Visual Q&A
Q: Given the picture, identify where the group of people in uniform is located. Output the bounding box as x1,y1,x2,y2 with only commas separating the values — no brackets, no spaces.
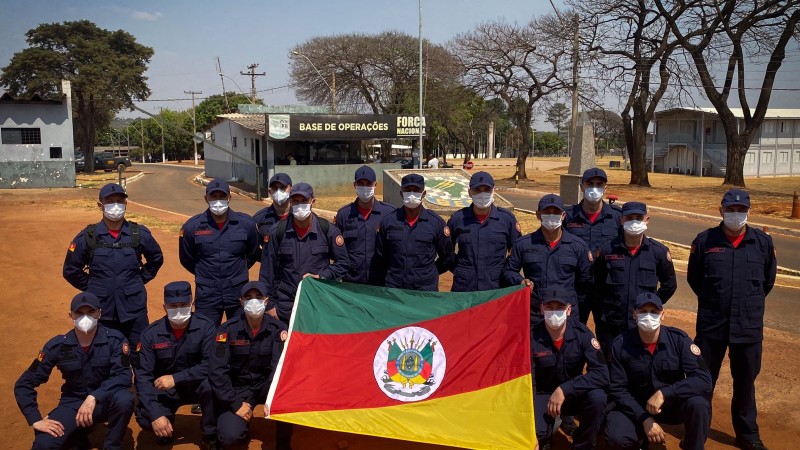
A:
14,165,776,450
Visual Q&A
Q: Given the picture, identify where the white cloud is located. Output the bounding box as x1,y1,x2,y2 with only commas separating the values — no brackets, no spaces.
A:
131,10,162,21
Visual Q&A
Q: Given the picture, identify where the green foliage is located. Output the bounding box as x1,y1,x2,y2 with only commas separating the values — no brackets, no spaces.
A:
533,131,564,155
545,103,570,137
0,20,153,171
195,92,261,134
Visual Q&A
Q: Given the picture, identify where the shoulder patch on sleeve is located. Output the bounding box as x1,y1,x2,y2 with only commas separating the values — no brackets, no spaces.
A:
690,344,701,356
666,250,672,262
690,243,696,254
588,250,594,262
263,234,270,243
68,242,76,252
591,338,601,350
216,332,228,343
335,235,344,247
443,225,451,237
515,222,521,233
179,228,184,237
136,342,141,352
774,248,777,257
37,350,45,362
122,343,129,355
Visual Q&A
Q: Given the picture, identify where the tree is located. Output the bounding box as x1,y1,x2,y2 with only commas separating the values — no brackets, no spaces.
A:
654,0,800,187
587,109,623,154
1,20,153,172
534,131,566,155
546,102,571,140
451,15,572,179
195,92,261,135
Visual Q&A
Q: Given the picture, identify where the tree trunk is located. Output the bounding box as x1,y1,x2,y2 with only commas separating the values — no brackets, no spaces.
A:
722,133,752,187
624,113,651,187
77,96,97,173
515,125,531,179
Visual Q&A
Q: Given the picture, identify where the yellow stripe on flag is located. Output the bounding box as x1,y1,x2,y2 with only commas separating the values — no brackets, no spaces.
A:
270,375,536,450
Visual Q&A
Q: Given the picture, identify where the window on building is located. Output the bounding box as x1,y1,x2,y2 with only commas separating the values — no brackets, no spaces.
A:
762,122,773,134
244,137,248,147
746,153,756,164
1,127,42,144
779,152,789,163
233,137,237,148
49,147,62,159
251,147,255,160
780,121,785,133
762,152,773,164
795,151,800,163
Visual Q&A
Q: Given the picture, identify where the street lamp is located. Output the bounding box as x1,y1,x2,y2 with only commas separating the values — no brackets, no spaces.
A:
292,51,336,113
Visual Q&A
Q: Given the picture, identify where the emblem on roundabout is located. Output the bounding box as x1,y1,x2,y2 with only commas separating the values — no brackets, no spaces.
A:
373,326,447,402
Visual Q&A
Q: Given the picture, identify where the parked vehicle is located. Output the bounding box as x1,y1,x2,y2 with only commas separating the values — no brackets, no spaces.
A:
74,152,86,173
94,152,132,172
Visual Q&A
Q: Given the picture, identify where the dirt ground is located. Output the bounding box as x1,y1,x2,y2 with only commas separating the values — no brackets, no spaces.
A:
0,187,798,450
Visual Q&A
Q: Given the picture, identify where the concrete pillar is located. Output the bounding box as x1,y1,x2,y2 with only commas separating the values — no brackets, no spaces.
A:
560,112,597,205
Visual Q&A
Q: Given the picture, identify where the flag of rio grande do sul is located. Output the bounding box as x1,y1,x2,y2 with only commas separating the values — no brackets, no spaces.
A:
266,278,535,449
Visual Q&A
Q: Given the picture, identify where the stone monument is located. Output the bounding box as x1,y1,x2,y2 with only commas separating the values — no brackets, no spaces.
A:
559,112,597,205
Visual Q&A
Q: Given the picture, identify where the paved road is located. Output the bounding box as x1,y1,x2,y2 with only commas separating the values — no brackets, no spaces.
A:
501,191,800,271
125,164,799,335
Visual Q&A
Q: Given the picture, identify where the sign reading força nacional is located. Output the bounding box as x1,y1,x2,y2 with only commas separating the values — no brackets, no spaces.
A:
266,114,426,140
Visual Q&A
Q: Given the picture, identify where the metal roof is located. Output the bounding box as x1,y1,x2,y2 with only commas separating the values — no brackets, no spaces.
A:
216,113,266,136
659,107,800,119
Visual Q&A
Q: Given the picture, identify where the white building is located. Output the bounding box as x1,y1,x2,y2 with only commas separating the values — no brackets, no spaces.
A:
0,80,75,188
650,107,800,177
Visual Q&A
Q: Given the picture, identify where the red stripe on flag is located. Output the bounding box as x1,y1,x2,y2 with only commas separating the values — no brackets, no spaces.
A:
271,288,530,414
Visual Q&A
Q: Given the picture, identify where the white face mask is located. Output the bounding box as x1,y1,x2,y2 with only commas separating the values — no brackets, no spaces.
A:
166,306,191,326
402,191,423,208
623,220,648,236
209,199,229,216
271,188,290,206
540,214,563,231
723,212,748,231
636,312,661,332
103,203,126,221
583,187,604,203
74,314,98,334
355,186,375,202
544,309,568,329
471,192,494,209
292,203,312,220
243,298,267,319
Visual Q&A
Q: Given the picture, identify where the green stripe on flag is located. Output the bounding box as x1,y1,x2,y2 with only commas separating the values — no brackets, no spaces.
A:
293,279,525,334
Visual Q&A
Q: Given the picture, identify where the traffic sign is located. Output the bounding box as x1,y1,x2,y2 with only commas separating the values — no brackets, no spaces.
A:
464,161,474,170
193,132,204,144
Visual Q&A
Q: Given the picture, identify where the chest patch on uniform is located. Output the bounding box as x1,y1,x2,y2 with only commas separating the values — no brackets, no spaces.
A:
68,242,76,252
690,344,702,356
591,338,601,350
567,223,583,228
152,342,170,350
230,339,249,346
605,254,624,260
534,351,552,357
195,229,214,236
335,235,344,247
706,247,725,253
216,332,228,343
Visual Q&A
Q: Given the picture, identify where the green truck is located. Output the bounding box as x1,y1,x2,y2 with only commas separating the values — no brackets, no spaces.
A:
93,151,132,172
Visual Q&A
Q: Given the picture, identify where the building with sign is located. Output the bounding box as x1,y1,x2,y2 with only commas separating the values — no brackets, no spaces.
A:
203,107,427,193
0,80,75,188
650,107,800,177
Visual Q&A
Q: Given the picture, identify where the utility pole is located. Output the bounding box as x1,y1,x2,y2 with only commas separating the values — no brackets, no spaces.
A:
568,13,579,156
241,64,265,103
185,90,202,166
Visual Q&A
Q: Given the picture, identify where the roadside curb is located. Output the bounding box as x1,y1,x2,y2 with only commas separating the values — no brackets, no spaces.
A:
498,187,800,238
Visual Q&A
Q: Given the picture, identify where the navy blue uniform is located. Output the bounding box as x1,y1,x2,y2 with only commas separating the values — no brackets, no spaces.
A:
198,313,290,447
253,204,288,246
605,327,712,450
179,210,260,324
564,201,622,255
134,315,216,435
335,199,394,284
531,322,608,449
446,205,521,292
594,236,677,347
373,207,455,291
14,326,134,450
259,215,349,322
687,224,776,440
63,220,163,346
501,230,593,322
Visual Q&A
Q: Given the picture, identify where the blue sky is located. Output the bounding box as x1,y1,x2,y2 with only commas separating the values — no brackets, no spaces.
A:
1,0,799,131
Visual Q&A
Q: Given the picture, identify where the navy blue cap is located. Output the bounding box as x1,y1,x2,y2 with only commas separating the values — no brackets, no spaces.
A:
721,189,750,208
163,281,193,305
469,171,495,190
540,287,571,306
99,183,127,200
401,173,425,189
269,173,292,188
70,292,101,312
538,194,565,212
355,165,376,183
634,292,663,310
206,178,230,195
582,168,608,183
622,201,647,216
291,182,314,199
241,281,269,298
